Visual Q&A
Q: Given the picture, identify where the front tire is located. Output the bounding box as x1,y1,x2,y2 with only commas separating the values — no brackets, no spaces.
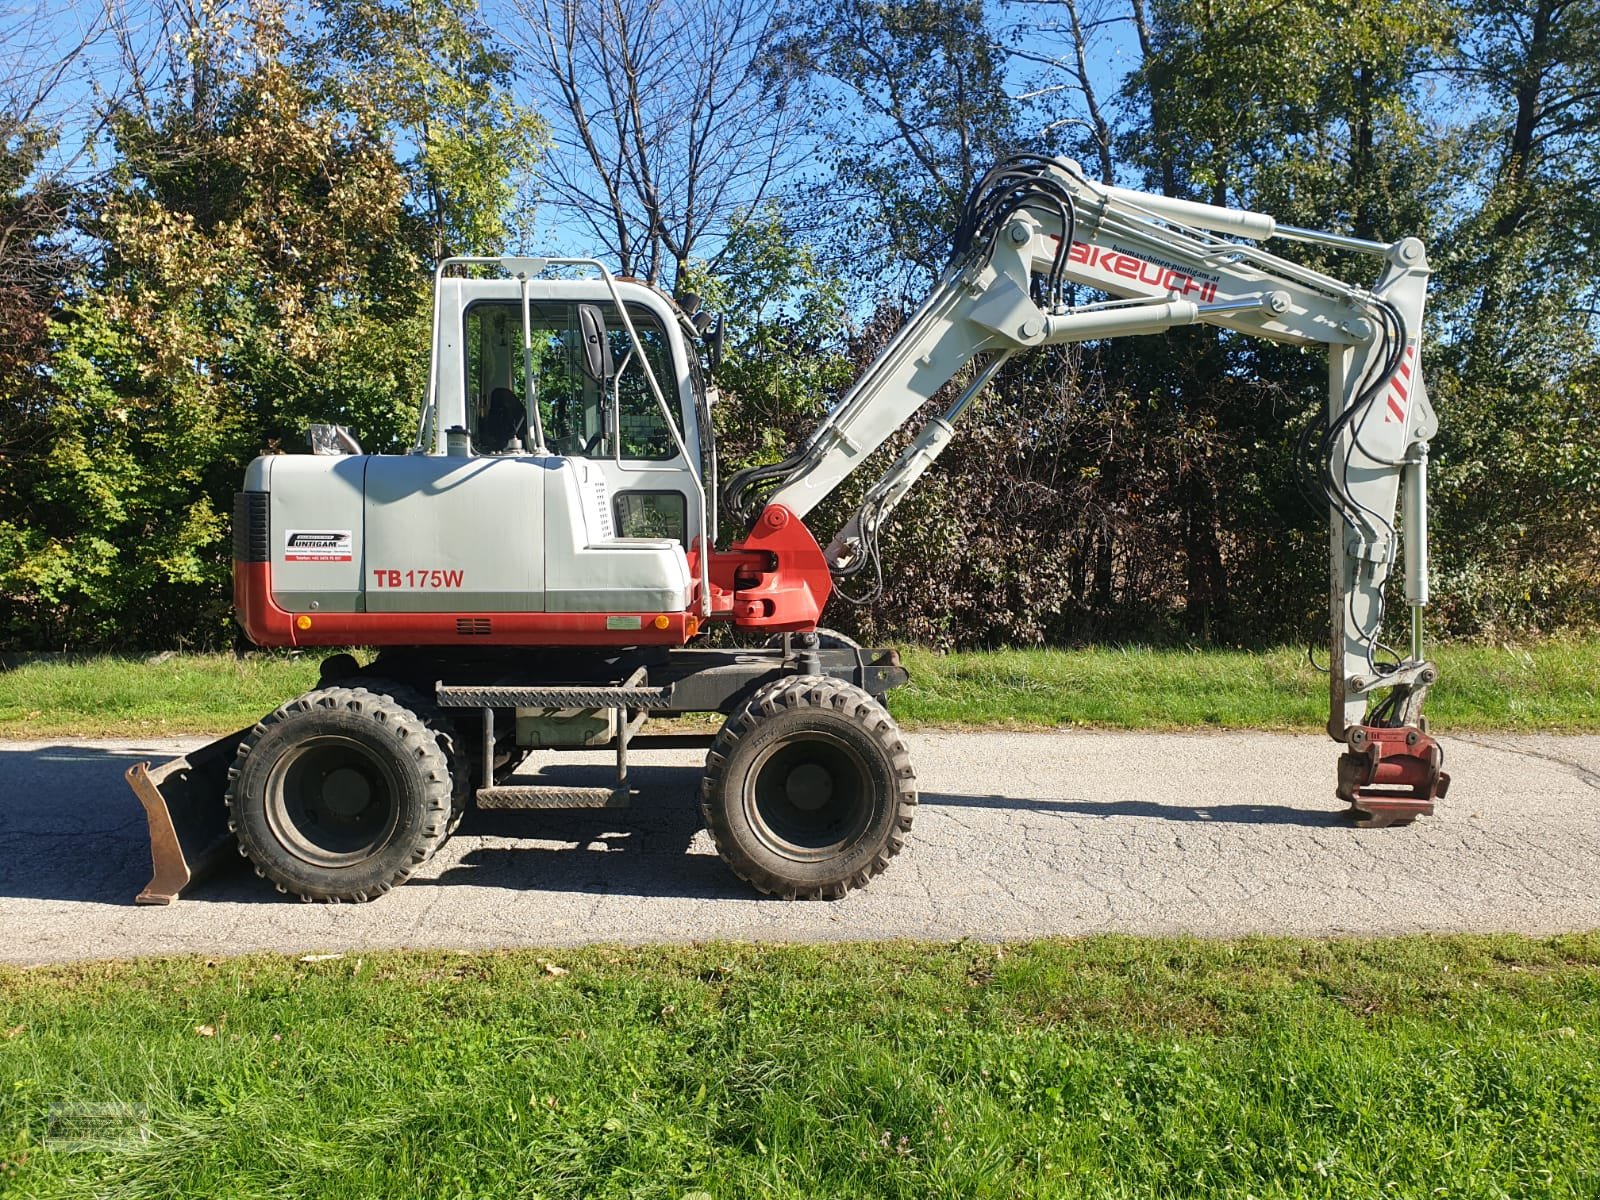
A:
226,687,453,902
701,676,916,899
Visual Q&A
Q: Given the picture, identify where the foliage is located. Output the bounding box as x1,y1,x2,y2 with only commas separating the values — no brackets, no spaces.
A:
0,7,424,648
0,0,1597,650
311,0,547,257
752,0,1600,647
782,0,1027,292
0,117,71,413
515,0,804,291
0,0,538,650
1424,0,1600,633
682,203,854,474
0,118,77,643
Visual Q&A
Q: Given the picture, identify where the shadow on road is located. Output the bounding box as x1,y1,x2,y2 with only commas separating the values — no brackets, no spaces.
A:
0,743,264,904
0,748,750,905
416,761,757,901
0,745,1352,908
921,792,1350,827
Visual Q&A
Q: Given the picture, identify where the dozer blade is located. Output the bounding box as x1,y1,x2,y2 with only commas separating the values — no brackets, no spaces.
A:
127,730,249,905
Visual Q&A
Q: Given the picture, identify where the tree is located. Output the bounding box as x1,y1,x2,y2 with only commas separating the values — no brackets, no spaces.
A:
681,203,854,472
514,0,804,291
1001,0,1122,184
1424,0,1600,633
311,0,546,258
786,0,1025,292
0,3,432,647
1450,0,1600,330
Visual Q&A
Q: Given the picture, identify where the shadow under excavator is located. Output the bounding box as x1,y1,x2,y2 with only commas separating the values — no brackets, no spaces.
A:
919,791,1351,828
415,760,758,901
0,745,748,905
0,743,264,904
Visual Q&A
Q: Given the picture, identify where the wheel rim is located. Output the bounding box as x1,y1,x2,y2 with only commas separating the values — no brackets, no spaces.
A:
743,730,874,861
263,734,402,868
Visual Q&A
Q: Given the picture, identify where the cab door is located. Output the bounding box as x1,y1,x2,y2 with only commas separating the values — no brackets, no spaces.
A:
462,297,703,549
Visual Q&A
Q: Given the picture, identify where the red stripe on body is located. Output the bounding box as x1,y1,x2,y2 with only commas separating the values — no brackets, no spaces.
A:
233,561,694,648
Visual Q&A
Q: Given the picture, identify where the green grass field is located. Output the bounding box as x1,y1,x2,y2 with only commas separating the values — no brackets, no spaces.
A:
0,652,328,739
896,639,1600,732
1,639,1596,738
1,935,1596,1198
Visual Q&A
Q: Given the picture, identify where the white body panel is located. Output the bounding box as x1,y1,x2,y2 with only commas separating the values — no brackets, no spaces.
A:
253,453,690,616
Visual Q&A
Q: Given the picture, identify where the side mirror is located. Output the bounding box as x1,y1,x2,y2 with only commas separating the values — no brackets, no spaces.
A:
577,304,614,383
707,313,726,373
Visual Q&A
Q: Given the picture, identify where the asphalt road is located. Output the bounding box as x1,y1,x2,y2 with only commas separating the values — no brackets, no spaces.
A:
1,730,1597,964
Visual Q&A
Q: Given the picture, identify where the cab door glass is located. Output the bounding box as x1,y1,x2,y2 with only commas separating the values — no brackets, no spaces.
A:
464,301,677,460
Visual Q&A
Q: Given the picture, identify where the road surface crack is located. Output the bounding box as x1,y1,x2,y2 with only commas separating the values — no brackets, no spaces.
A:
1454,735,1600,792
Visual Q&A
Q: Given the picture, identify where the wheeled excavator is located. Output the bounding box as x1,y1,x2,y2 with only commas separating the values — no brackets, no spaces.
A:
128,154,1450,905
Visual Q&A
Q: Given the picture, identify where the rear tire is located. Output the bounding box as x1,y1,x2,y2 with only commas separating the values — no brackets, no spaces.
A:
226,687,452,902
701,675,916,899
353,677,470,836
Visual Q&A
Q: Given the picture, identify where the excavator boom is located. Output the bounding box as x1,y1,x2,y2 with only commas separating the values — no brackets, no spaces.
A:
725,153,1449,825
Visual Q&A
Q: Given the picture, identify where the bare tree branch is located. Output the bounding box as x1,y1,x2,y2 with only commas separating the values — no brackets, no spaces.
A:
513,0,806,290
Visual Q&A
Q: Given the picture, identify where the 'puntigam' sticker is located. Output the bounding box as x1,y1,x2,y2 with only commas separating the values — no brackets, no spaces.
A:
284,530,353,562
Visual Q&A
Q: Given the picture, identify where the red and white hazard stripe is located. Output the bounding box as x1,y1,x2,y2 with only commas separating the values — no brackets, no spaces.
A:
1385,344,1415,424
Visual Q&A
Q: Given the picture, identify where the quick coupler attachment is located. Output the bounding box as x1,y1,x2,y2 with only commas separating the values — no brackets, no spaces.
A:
1336,724,1450,829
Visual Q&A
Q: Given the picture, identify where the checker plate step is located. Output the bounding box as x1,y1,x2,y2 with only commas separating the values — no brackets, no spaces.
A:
436,684,672,709
476,785,631,809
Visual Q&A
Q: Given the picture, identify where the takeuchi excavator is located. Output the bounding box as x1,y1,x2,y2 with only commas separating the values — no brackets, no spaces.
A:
128,154,1450,905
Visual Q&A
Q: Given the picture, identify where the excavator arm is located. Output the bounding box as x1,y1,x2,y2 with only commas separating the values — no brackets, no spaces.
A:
723,154,1448,826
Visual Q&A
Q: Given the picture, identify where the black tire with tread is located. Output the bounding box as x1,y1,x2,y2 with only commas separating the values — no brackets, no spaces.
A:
701,674,916,900
226,686,452,902
354,676,471,836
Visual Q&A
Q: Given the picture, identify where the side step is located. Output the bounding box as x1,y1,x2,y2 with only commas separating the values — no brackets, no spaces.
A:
477,784,630,810
442,669,654,815
435,684,672,709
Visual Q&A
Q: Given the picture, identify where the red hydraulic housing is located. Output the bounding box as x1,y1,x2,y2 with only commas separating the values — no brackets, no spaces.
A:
1336,724,1450,828
692,503,833,632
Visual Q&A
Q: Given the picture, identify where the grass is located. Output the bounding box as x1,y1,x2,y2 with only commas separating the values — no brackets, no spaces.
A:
0,653,327,739
895,638,1600,732
0,935,1597,1198
2,638,1597,739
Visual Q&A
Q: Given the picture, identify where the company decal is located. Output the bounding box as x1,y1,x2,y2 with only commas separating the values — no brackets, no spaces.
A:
1065,240,1221,302
284,530,353,562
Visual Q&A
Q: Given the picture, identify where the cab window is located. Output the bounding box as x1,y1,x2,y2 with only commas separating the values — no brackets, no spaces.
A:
463,301,678,460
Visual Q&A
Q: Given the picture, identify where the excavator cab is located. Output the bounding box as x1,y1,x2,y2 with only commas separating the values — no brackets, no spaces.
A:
456,282,702,543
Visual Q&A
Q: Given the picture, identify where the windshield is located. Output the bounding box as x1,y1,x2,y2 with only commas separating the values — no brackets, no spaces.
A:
463,300,678,459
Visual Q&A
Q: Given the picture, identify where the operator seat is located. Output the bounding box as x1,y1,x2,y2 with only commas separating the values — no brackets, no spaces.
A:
479,387,528,453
